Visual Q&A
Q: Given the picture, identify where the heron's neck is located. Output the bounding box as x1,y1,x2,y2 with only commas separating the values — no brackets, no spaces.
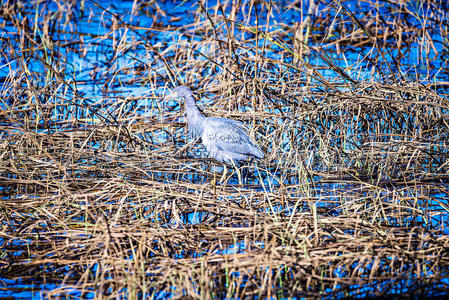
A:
184,94,205,138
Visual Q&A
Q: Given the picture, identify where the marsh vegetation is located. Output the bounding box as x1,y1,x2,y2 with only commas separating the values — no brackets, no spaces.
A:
1,0,449,297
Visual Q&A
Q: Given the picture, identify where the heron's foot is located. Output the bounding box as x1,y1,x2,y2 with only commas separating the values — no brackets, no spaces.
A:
210,177,217,189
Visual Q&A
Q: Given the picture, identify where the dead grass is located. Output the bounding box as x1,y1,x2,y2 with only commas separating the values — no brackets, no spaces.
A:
1,0,449,298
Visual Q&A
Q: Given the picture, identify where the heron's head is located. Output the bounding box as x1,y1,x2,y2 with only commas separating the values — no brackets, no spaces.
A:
163,85,192,107
166,85,204,120
171,86,192,99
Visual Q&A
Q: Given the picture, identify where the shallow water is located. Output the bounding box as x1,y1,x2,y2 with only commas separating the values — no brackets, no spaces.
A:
1,0,449,298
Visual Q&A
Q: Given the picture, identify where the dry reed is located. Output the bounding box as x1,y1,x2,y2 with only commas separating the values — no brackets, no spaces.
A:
1,0,449,298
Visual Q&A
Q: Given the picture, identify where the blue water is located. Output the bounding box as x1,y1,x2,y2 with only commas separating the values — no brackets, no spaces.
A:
1,0,449,298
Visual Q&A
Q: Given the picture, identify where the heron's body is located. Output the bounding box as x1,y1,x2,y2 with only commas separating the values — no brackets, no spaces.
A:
201,117,264,165
171,86,264,169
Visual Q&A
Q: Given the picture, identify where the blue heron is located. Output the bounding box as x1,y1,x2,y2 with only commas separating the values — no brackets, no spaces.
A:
169,86,264,183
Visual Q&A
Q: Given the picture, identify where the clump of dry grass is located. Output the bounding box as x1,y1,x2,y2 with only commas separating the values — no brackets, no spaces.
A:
1,0,449,298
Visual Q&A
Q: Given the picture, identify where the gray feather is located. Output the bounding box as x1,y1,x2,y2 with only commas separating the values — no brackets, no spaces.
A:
171,86,264,165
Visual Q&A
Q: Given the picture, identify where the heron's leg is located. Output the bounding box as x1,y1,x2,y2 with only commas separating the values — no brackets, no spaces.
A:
236,167,243,185
230,160,243,185
219,164,228,183
242,165,249,182
242,159,253,182
211,166,216,184
211,167,217,193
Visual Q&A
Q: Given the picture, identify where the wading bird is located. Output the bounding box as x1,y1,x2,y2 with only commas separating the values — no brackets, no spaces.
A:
169,86,264,183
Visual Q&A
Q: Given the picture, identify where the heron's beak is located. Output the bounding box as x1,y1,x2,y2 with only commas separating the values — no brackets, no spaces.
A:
164,90,181,100
162,91,182,110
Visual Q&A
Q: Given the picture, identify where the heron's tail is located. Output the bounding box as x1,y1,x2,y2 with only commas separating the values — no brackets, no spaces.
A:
251,145,264,159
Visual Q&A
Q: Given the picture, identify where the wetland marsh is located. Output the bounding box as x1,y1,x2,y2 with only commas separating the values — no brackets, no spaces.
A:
1,0,449,298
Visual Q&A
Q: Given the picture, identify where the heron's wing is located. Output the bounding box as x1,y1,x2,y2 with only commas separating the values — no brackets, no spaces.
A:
203,118,264,158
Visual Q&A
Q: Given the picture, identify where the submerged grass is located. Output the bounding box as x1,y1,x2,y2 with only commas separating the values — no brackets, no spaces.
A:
1,0,449,298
